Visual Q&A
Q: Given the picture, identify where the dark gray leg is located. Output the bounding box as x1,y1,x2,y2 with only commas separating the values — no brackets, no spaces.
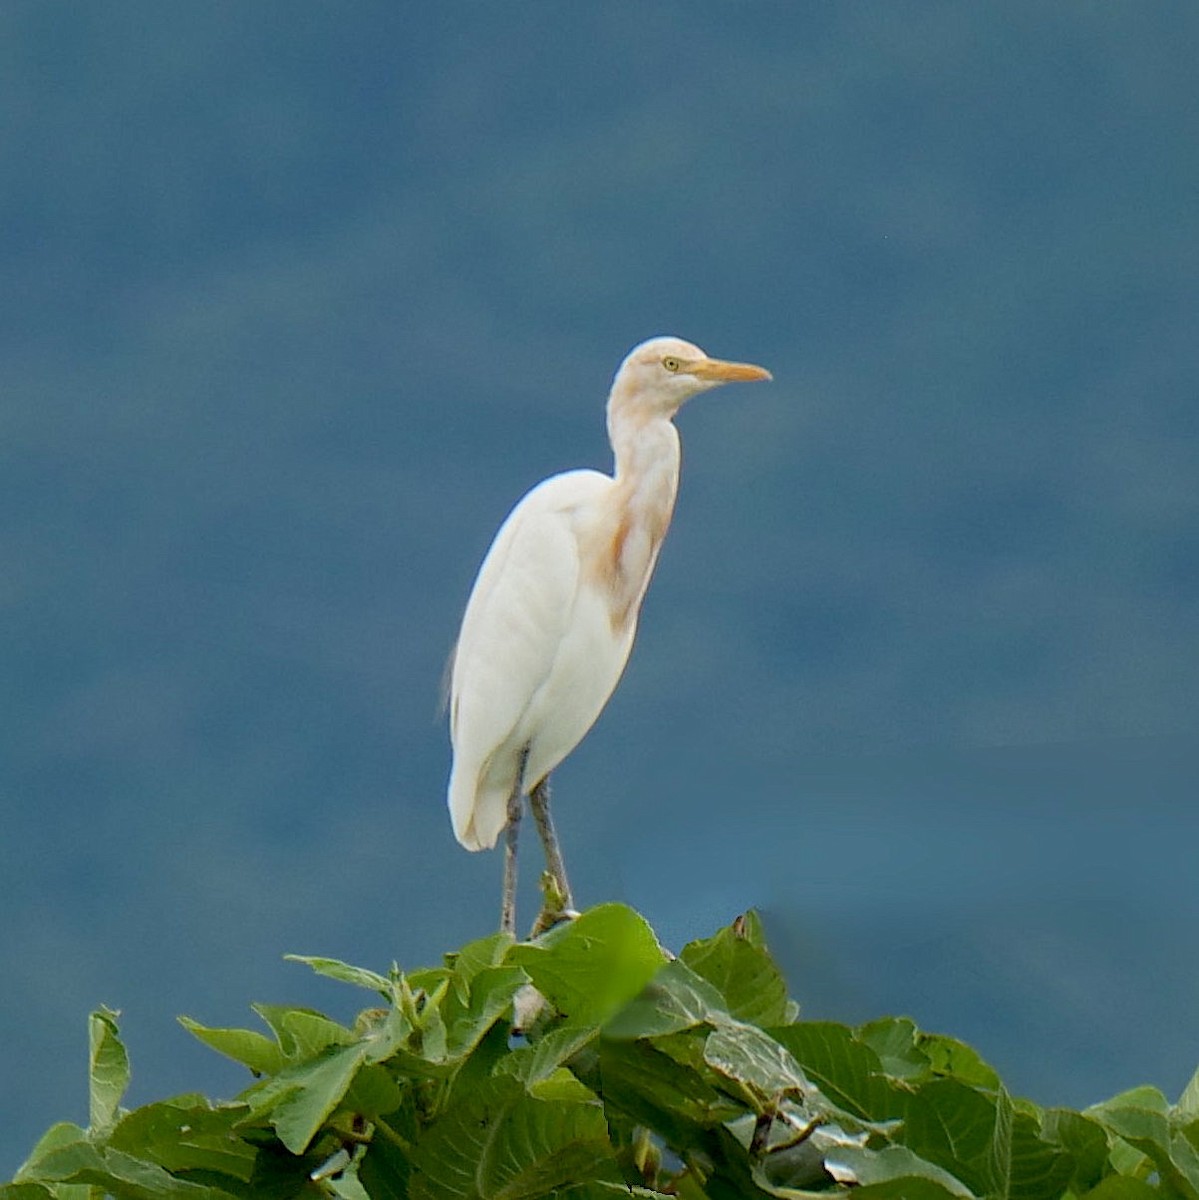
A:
500,748,529,936
529,774,574,913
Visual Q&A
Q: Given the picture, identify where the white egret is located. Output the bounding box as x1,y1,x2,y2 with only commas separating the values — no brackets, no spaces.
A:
447,336,772,933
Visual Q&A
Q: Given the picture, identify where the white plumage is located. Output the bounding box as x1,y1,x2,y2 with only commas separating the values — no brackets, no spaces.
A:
446,335,771,928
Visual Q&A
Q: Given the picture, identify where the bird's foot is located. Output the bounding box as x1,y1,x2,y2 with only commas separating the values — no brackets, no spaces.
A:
527,872,579,937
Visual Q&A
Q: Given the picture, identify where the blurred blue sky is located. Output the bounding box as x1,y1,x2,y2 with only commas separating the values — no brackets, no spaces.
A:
3,2,1199,1174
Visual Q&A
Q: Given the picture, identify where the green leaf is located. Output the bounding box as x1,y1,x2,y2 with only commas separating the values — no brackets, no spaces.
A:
1178,1064,1199,1120
358,1134,411,1200
0,1185,57,1199
442,965,527,1060
592,1038,742,1144
603,959,731,1040
26,1140,240,1199
849,1179,977,1200
107,1099,257,1182
178,1017,288,1077
89,1006,131,1134
507,904,666,1027
920,1033,1002,1090
680,916,791,1027
857,1017,931,1080
771,1022,901,1121
821,1143,974,1197
702,1023,811,1108
1088,1099,1199,1199
1040,1107,1111,1196
500,1023,600,1086
250,1004,355,1060
283,954,394,998
260,1041,371,1154
14,1122,88,1180
1081,1179,1166,1200
450,931,515,988
1008,1108,1075,1200
408,1073,621,1199
898,1078,1012,1200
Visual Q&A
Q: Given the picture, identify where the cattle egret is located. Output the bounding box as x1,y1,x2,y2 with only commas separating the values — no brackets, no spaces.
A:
447,336,772,933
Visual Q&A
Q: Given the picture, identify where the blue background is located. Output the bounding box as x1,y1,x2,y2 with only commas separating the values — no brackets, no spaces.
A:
3,2,1198,1174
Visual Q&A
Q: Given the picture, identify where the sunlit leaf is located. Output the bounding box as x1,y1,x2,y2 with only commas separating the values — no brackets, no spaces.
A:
603,959,730,1040
283,954,394,998
508,903,666,1026
178,1017,288,1077
680,916,790,1027
250,1004,355,1060
89,1006,130,1134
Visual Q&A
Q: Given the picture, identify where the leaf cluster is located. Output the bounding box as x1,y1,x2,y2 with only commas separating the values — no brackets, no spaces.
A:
5,905,1199,1199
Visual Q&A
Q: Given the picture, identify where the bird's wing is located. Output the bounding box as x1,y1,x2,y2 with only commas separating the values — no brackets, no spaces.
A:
449,469,611,845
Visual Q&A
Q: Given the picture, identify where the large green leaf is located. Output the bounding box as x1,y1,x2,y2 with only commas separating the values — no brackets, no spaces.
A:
408,1073,620,1199
680,917,791,1028
107,1099,257,1182
256,1041,371,1154
507,904,666,1027
898,1078,1013,1199
89,1006,131,1134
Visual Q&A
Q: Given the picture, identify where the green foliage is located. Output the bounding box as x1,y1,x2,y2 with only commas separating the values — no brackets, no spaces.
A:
5,903,1198,1199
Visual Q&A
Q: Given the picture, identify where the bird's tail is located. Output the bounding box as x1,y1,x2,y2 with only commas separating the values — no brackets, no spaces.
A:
448,764,511,851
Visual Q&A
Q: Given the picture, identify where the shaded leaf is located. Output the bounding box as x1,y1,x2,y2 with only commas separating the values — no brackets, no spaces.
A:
409,1073,620,1199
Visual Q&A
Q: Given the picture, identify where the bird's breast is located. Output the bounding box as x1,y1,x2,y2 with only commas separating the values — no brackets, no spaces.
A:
577,479,676,635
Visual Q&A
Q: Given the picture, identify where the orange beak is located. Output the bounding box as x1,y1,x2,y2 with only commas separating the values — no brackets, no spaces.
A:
686,357,773,383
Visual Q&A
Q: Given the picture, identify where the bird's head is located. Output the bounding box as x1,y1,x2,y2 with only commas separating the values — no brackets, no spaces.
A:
609,336,772,420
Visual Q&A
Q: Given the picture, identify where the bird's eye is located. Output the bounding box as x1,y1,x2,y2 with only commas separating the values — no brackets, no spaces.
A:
662,356,681,373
